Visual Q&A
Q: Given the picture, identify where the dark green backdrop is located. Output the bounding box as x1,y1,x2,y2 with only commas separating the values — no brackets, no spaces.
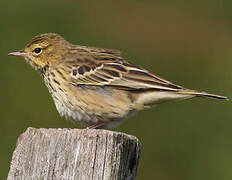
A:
1,1,231,179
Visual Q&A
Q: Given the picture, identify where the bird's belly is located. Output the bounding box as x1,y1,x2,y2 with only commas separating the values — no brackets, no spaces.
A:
49,84,133,128
53,97,98,127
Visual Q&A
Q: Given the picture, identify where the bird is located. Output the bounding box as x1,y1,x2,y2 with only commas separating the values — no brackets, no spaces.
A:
8,33,228,129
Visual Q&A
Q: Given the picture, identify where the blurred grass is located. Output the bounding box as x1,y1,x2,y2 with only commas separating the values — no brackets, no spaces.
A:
1,0,231,179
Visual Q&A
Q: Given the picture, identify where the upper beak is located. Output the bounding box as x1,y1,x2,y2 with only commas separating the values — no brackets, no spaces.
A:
8,50,27,57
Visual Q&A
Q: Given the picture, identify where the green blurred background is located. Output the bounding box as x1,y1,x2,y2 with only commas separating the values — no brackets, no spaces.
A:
1,0,231,179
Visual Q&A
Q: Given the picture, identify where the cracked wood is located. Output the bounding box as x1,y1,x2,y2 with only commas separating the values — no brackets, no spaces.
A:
8,127,141,180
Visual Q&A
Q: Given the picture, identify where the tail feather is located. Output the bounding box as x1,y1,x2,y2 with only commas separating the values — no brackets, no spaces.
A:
134,89,228,106
178,89,228,100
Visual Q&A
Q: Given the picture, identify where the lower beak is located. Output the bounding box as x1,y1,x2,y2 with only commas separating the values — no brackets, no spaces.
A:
8,50,28,57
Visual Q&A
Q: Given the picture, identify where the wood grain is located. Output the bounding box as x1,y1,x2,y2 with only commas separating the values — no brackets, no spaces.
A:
8,127,141,180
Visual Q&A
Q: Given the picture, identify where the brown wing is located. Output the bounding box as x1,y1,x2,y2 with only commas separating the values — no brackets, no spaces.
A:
67,51,183,91
72,45,121,57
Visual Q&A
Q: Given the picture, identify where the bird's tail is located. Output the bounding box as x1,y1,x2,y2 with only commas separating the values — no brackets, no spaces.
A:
177,89,228,100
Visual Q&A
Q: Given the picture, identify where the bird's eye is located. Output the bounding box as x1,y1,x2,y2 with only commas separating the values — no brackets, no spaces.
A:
34,48,42,54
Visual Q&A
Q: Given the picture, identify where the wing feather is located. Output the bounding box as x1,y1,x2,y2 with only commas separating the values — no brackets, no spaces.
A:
67,52,183,91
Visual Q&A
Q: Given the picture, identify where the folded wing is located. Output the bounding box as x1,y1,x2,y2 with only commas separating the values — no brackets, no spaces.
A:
68,52,183,91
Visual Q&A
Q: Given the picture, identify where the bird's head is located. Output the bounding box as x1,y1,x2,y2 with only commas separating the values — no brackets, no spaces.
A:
9,33,69,70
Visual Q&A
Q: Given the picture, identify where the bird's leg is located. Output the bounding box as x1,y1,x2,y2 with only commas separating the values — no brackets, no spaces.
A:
86,122,106,129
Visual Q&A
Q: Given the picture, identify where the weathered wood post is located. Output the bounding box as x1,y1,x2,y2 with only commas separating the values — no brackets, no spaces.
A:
8,127,141,180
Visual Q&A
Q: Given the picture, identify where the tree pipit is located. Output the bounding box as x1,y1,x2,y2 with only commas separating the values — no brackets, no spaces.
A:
9,33,228,128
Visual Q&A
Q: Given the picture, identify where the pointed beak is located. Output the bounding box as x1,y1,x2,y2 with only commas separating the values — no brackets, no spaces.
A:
8,50,28,57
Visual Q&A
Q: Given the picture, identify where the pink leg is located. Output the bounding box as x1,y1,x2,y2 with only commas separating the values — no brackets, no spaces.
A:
86,122,106,129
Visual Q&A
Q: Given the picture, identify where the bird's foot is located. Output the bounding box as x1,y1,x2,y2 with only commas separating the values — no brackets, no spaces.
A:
86,122,106,129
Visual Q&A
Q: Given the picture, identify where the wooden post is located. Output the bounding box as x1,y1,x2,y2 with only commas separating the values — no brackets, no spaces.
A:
8,127,141,180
